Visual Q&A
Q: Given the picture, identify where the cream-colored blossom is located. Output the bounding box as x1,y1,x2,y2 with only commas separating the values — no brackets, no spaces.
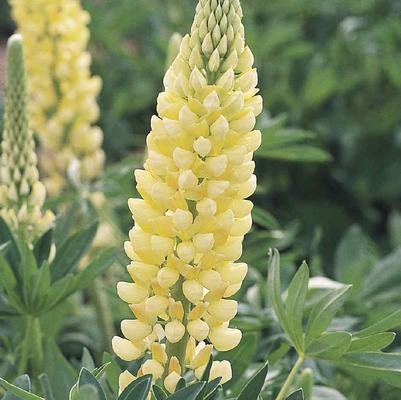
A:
114,0,262,393
10,0,105,196
0,34,54,242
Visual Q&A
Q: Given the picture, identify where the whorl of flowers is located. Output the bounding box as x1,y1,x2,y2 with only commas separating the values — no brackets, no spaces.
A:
10,0,105,196
0,35,54,242
113,0,262,393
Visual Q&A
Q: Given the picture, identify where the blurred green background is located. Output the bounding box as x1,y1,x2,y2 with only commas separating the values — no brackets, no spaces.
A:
1,0,401,271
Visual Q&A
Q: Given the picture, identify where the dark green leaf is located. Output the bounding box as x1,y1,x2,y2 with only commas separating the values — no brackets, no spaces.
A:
42,338,77,399
267,249,289,334
38,374,55,400
285,262,309,352
216,333,257,389
236,361,268,400
252,207,280,230
102,352,121,395
0,217,20,272
0,377,44,400
3,375,31,400
166,382,205,400
152,385,168,400
72,247,117,292
118,375,152,400
81,348,96,371
286,389,304,400
77,368,106,400
33,229,53,267
257,145,331,163
203,379,221,400
50,222,98,282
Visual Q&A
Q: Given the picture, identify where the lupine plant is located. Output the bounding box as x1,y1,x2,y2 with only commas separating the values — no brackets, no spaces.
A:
0,35,115,382
9,0,105,197
112,0,262,394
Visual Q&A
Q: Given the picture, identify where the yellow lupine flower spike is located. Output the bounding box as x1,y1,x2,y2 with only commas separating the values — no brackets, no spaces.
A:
114,0,262,392
0,34,54,243
10,0,105,196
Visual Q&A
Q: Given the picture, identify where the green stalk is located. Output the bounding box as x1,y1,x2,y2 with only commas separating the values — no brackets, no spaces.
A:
89,279,115,352
275,356,305,400
165,278,190,373
18,316,43,377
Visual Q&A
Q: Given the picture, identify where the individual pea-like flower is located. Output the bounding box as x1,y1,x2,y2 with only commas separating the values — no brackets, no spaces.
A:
0,34,54,243
10,0,105,196
113,0,262,393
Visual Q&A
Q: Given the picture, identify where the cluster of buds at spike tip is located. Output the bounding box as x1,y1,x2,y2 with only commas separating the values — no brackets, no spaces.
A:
10,0,105,197
0,34,54,243
113,0,262,393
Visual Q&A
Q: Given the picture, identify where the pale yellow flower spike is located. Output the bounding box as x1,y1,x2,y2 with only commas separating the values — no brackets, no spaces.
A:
114,0,262,393
0,34,54,243
10,0,105,196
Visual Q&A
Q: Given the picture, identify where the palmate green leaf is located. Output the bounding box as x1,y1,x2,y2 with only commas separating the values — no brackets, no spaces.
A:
236,361,268,400
286,389,304,399
166,382,205,400
338,352,401,388
50,222,98,282
306,332,351,359
285,262,309,353
0,377,44,400
348,332,395,352
354,309,401,337
118,375,152,400
305,285,351,347
216,333,257,389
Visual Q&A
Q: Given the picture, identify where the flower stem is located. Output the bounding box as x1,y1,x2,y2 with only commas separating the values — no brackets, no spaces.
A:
18,316,43,377
275,356,305,400
165,278,190,373
89,279,115,352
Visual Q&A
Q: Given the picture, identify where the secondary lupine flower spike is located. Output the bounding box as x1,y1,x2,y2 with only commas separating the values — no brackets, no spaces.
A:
113,0,262,393
10,0,105,196
0,34,54,242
